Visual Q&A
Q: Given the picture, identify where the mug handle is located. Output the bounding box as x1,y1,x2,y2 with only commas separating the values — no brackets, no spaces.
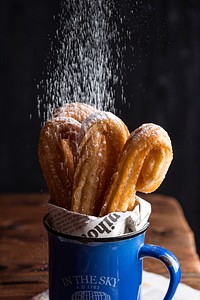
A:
139,244,181,300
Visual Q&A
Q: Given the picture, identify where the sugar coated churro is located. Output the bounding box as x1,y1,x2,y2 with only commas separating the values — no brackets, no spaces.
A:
38,117,81,208
71,111,129,215
100,123,173,216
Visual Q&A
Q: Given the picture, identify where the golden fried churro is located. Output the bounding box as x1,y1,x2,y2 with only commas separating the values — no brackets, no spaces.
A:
100,123,173,216
53,102,97,123
38,117,81,209
71,112,130,216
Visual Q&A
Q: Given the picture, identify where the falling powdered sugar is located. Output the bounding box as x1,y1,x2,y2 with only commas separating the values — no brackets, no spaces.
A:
38,0,123,123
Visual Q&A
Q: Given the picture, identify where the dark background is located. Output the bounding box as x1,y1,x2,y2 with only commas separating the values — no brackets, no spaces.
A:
0,0,200,254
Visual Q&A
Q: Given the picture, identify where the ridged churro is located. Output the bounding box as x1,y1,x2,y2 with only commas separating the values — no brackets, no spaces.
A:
38,117,81,209
100,123,173,216
71,111,130,215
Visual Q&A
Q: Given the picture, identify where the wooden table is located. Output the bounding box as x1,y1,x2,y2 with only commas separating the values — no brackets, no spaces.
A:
0,193,200,299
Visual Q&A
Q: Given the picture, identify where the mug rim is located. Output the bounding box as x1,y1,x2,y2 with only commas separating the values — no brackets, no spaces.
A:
43,213,149,243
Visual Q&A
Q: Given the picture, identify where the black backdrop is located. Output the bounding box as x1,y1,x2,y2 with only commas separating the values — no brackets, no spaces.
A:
1,0,200,254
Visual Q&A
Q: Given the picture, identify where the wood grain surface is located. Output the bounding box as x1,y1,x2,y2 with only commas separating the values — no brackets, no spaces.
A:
1,1,200,258
0,193,199,299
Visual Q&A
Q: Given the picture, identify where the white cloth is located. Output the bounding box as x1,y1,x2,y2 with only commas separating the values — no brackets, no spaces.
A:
142,271,200,300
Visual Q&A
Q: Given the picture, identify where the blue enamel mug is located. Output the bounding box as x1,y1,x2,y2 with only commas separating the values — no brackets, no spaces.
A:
44,214,181,300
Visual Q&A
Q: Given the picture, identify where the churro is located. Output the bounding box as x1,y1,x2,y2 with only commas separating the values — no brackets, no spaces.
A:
71,111,130,215
100,123,173,216
38,117,81,208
